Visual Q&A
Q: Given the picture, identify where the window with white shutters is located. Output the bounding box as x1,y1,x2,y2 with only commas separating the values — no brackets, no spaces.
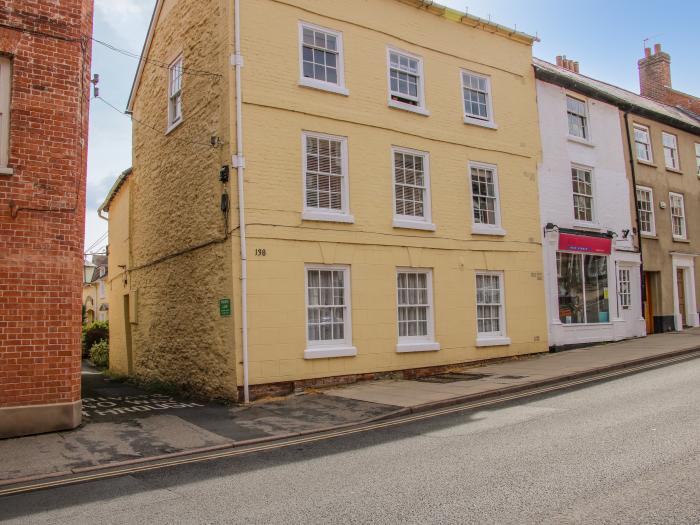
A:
663,132,680,170
633,125,652,162
299,23,346,95
0,56,10,172
567,96,588,140
302,132,352,222
470,162,503,234
462,71,493,124
636,186,655,236
669,192,686,239
168,55,183,129
572,166,594,223
392,147,433,230
387,48,426,113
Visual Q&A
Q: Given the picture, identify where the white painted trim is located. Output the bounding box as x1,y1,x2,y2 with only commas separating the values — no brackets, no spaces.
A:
565,92,592,143
460,69,496,127
396,342,440,353
391,145,433,228
167,53,184,130
304,345,357,359
571,163,597,225
304,264,354,351
476,336,511,347
0,57,10,170
301,131,351,219
386,46,427,114
662,131,680,171
671,253,699,330
468,161,503,233
633,123,653,163
475,270,508,340
669,191,687,240
298,21,347,95
635,185,656,237
395,267,438,350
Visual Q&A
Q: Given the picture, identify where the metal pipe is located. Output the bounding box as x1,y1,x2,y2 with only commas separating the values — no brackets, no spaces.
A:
234,0,250,403
623,111,646,328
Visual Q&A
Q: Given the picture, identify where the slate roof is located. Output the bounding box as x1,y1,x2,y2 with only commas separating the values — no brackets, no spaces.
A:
533,57,700,136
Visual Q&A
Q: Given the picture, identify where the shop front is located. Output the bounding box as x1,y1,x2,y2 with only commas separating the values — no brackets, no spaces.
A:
544,230,645,349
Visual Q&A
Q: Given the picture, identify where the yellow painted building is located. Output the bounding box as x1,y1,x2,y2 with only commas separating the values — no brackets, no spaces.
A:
106,0,549,400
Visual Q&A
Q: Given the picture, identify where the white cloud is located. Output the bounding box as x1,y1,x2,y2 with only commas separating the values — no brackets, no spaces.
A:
95,0,146,20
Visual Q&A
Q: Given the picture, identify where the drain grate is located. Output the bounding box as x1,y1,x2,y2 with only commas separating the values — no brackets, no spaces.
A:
417,372,492,383
499,375,527,379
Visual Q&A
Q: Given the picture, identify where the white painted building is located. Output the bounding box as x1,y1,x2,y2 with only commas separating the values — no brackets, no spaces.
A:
534,58,646,348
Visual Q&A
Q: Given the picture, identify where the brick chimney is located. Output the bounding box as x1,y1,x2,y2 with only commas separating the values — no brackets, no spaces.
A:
555,55,580,74
638,43,671,102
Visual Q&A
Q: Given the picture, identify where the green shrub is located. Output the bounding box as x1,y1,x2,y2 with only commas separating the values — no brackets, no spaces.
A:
82,320,109,357
89,340,109,369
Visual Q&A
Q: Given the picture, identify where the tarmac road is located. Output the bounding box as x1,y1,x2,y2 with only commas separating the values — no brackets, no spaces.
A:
1,357,699,524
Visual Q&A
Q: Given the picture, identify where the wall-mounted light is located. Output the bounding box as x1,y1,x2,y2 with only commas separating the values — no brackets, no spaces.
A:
622,229,630,239
659,201,667,209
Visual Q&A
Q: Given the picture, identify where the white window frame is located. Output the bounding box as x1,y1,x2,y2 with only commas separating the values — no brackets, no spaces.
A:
475,271,510,347
301,131,354,223
635,185,656,237
618,267,632,310
395,268,439,353
694,143,700,177
662,132,680,171
669,192,687,240
571,164,597,227
566,95,590,142
461,70,496,129
633,124,653,163
0,56,11,174
386,47,428,116
304,264,356,359
167,54,183,133
469,161,505,236
298,21,348,96
391,146,434,231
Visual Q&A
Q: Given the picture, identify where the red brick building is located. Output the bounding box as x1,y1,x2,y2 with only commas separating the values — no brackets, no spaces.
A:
639,43,700,115
0,0,94,438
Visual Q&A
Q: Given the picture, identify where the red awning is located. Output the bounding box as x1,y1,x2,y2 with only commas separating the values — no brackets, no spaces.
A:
558,232,612,255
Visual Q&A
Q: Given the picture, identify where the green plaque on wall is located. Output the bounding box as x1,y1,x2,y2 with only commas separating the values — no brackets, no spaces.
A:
219,299,232,317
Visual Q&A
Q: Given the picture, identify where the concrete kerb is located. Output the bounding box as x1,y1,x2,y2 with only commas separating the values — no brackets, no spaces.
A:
1,344,699,494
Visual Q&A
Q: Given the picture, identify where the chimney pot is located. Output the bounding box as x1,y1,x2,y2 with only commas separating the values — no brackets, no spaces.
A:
644,47,651,58
573,61,580,73
654,43,661,54
556,55,563,66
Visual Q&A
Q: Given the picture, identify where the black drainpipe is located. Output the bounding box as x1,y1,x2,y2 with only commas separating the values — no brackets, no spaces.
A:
623,110,646,327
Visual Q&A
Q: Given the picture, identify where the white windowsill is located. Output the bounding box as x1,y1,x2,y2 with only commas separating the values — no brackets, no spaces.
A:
396,341,440,353
388,99,430,116
567,135,594,147
393,218,436,231
299,78,349,96
637,159,656,168
463,116,498,129
672,236,690,243
304,345,357,360
476,336,511,348
665,167,683,175
302,210,355,224
572,220,603,232
0,166,13,176
640,233,657,239
166,118,184,135
472,224,506,236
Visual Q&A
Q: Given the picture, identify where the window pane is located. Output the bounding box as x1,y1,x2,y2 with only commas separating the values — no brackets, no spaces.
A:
584,255,609,323
557,252,585,324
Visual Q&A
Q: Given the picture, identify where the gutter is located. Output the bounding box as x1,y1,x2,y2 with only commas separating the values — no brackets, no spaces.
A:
233,0,250,403
623,111,646,324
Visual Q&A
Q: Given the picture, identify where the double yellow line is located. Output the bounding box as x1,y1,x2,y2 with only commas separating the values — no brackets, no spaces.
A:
1,350,698,498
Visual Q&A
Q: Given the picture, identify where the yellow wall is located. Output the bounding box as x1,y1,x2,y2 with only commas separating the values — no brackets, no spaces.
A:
235,0,548,386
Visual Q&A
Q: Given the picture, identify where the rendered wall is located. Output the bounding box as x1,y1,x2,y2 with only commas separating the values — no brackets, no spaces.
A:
621,113,700,329
235,0,549,386
127,0,237,398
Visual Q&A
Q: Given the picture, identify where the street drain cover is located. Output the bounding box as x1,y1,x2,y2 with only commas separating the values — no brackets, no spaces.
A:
417,372,492,383
499,375,527,379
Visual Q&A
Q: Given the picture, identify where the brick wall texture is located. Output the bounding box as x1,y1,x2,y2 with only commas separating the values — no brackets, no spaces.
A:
0,0,94,408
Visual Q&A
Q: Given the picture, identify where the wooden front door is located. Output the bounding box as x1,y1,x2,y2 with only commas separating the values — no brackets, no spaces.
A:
644,272,654,334
677,268,687,328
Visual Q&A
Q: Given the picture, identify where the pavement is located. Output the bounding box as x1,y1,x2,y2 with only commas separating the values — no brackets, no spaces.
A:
2,349,699,524
1,328,699,488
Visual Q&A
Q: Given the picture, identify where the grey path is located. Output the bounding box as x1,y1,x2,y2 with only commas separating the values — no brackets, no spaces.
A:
2,357,699,524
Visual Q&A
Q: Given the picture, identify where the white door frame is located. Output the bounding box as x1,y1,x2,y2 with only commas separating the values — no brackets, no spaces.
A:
671,253,699,330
